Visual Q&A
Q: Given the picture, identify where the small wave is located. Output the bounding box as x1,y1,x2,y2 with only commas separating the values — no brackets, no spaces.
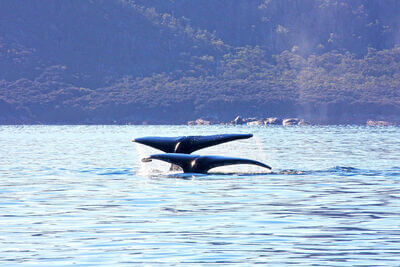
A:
97,169,133,176
316,166,364,176
329,166,359,172
73,167,134,176
273,169,308,175
383,167,400,177
275,166,400,177
320,166,400,177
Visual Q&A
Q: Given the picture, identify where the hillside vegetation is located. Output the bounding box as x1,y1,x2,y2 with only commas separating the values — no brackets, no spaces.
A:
0,0,399,124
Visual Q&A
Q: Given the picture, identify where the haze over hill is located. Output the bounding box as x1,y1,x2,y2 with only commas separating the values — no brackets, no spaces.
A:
1,0,399,124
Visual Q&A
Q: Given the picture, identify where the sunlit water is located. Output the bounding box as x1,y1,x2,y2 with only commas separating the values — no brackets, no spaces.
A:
1,125,399,266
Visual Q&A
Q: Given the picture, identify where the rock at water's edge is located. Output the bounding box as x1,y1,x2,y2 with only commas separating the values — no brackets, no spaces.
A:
264,117,282,125
188,118,211,126
366,120,394,126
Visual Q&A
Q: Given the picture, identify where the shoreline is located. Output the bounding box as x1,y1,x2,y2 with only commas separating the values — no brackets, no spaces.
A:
0,120,398,127
1,114,399,127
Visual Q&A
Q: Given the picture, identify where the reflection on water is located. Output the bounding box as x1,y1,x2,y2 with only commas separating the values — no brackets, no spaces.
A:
0,125,400,265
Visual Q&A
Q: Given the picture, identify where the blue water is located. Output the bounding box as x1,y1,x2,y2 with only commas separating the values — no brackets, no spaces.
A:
1,125,400,266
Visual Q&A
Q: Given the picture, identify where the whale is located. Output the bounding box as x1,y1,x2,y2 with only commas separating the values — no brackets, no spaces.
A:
133,133,253,154
142,153,272,174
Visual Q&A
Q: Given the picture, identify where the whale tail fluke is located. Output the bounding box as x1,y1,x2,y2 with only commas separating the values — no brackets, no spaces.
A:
147,153,271,173
133,134,253,154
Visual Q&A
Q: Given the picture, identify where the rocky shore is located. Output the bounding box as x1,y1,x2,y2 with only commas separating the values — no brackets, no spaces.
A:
365,120,396,126
188,116,309,126
187,116,399,126
1,113,398,126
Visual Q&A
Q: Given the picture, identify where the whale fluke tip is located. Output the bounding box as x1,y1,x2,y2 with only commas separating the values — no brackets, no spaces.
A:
141,157,152,162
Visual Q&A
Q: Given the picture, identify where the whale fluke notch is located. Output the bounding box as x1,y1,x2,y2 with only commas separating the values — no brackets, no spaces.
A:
146,153,271,173
133,134,253,154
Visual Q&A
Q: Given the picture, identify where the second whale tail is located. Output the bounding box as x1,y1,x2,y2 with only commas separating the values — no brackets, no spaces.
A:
144,153,271,174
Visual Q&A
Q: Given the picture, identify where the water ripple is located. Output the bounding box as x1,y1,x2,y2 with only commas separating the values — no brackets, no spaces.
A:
1,125,400,265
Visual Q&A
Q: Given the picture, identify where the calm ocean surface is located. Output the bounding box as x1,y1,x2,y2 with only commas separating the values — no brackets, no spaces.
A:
1,125,400,266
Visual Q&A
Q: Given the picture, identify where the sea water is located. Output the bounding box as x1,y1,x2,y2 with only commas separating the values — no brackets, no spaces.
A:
0,125,399,266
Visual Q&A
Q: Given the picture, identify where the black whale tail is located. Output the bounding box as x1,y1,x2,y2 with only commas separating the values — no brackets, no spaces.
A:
145,153,272,173
133,134,253,154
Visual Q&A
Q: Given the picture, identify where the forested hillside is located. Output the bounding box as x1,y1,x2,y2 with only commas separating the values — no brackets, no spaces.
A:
1,0,399,124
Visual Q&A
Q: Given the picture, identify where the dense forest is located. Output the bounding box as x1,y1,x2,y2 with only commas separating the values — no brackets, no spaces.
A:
0,0,399,124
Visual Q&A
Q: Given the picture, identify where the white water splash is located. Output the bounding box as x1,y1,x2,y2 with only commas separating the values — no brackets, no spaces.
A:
135,142,183,176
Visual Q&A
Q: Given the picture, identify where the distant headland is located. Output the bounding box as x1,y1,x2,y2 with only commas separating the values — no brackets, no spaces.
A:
1,1,400,126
